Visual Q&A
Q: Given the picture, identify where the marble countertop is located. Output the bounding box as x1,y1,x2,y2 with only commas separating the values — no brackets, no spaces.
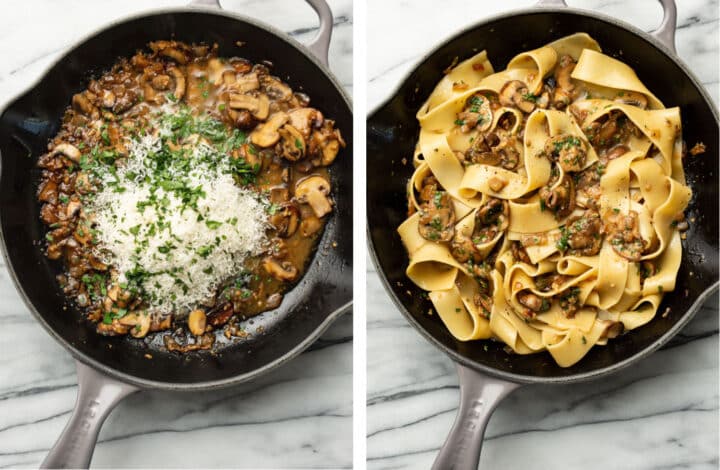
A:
367,1,718,469
0,1,352,468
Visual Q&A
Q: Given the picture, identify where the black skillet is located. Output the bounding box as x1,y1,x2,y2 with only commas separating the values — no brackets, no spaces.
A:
367,0,718,468
0,0,352,467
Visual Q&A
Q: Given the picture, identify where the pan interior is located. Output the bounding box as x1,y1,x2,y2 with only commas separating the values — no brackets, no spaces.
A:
367,10,718,381
0,11,352,386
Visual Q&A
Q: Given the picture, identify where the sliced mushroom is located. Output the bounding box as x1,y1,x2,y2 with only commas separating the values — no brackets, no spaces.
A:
309,120,345,167
473,197,508,242
564,210,603,256
118,311,151,338
38,179,58,203
457,94,493,133
499,80,536,113
517,290,550,314
260,75,292,101
278,124,306,161
450,233,481,263
234,72,260,93
72,92,99,118
418,188,455,242
100,89,116,109
512,241,532,264
288,107,324,139
300,216,323,237
66,198,81,218
168,66,186,100
250,112,289,147
539,172,575,219
149,40,190,64
543,134,587,173
269,203,300,237
206,58,225,85
605,144,629,161
604,210,645,261
51,143,82,163
553,55,576,109
229,93,270,120
614,90,647,109
295,175,333,218
222,70,237,86
188,309,207,336
263,257,298,281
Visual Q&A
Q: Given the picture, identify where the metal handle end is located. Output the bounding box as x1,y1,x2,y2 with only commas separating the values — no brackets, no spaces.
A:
40,361,139,469
651,0,678,53
431,364,519,470
304,0,334,66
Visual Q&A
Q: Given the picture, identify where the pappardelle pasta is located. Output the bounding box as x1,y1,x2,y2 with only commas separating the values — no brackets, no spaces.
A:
399,33,692,367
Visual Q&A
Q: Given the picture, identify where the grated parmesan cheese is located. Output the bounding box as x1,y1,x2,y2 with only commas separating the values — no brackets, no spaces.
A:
86,110,269,315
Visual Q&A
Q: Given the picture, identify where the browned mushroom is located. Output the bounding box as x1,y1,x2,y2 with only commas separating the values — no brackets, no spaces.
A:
542,134,587,173
559,287,582,317
308,120,345,167
465,131,519,170
456,94,493,133
51,143,82,163
517,290,550,314
605,144,629,161
499,80,536,113
188,309,207,336
534,273,570,292
552,54,576,109
263,257,298,281
233,72,260,93
418,188,455,242
539,172,575,219
229,93,270,120
260,75,292,101
118,311,151,338
475,197,509,241
168,66,186,100
614,90,648,109
295,175,333,218
450,233,481,263
288,107,324,138
512,241,532,264
72,92,99,119
561,210,603,256
300,216,323,237
149,40,191,64
603,210,645,261
250,112,289,147
278,124,306,161
269,203,300,238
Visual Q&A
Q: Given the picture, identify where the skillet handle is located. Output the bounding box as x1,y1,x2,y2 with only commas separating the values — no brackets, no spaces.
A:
432,364,519,470
187,0,334,66
651,0,678,53
41,361,139,469
536,0,677,53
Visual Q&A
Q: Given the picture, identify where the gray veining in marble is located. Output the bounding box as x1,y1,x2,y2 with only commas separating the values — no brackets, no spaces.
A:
0,1,352,468
367,1,719,469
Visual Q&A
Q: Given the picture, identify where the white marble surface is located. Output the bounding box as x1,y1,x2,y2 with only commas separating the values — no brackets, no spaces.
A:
0,1,352,468
367,1,719,469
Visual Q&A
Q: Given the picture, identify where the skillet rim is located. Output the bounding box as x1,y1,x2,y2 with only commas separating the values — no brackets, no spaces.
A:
0,5,353,391
366,5,720,384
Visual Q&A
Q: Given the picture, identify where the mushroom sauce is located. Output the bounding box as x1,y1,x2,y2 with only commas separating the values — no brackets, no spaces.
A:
37,41,344,351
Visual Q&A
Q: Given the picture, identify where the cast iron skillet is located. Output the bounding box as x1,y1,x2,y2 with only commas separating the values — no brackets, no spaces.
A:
367,0,718,468
0,0,352,467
